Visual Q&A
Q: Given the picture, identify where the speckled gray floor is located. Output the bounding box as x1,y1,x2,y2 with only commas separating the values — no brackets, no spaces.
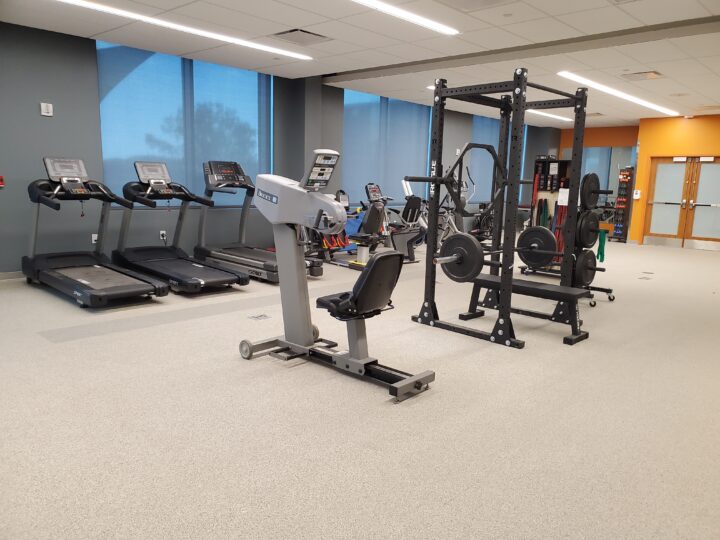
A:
1,243,719,539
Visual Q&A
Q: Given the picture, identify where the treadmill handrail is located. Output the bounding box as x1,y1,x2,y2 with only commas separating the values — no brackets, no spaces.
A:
172,183,215,207
38,194,61,211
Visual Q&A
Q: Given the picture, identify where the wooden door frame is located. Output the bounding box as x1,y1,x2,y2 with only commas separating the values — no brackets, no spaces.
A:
643,157,693,241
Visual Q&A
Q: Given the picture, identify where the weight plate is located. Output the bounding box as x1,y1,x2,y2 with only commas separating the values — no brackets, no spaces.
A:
576,210,599,249
580,173,600,210
574,249,597,286
517,226,557,268
438,233,484,282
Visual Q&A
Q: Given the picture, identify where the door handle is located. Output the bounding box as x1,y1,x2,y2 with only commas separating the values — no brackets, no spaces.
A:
689,200,695,209
681,199,687,208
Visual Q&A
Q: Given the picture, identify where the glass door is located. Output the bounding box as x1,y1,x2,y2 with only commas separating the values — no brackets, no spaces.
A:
643,158,692,247
685,160,720,250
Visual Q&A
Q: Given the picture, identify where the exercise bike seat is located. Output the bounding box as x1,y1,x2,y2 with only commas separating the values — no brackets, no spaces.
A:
316,251,404,320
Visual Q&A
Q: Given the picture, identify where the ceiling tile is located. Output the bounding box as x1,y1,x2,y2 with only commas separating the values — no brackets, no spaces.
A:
528,53,591,72
305,39,366,55
321,49,406,71
397,0,492,32
670,33,720,58
469,1,548,26
133,0,191,8
188,44,296,70
340,10,442,41
617,40,688,63
650,58,714,78
258,60,339,78
502,17,583,42
0,0,160,37
698,0,720,15
208,0,329,27
460,27,532,49
415,35,485,55
378,43,442,61
698,55,720,73
93,21,220,55
567,48,636,69
617,0,711,25
523,0,610,16
167,3,290,38
302,20,401,48
558,6,643,34
274,0,369,19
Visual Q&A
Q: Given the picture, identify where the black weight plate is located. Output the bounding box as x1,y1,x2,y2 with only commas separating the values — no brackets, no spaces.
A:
439,233,484,282
517,226,557,268
574,249,597,286
580,173,600,210
576,210,599,248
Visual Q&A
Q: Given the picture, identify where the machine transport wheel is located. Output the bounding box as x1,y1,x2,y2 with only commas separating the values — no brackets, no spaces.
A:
26,277,33,284
312,324,320,341
609,294,615,302
239,340,253,360
589,300,597,307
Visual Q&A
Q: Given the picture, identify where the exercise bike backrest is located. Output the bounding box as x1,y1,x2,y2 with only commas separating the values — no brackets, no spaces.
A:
351,251,404,315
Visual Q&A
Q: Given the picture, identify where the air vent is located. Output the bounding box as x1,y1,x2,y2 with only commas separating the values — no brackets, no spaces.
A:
272,29,331,46
438,0,516,12
620,70,664,81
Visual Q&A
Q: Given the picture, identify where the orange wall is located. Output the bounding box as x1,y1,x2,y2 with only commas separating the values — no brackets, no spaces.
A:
559,126,639,152
631,115,720,242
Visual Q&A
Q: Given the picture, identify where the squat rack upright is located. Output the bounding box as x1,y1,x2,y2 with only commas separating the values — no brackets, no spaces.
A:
408,68,589,347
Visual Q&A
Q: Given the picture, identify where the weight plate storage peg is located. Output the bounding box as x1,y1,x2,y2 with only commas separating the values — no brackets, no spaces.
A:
517,226,557,268
574,249,597,287
580,173,600,210
576,210,599,249
437,233,484,282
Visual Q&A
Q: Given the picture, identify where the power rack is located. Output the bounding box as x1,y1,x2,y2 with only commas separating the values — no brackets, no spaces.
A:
407,68,592,347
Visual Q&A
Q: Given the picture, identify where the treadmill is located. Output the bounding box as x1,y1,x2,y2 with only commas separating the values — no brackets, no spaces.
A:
194,161,323,283
22,157,169,308
113,161,249,293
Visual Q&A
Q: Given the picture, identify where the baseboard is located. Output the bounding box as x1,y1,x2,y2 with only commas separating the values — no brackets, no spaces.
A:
0,271,23,280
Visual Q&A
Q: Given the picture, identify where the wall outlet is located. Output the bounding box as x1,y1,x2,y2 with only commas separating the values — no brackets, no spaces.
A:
159,230,167,241
40,102,53,116
456,148,461,156
91,233,98,244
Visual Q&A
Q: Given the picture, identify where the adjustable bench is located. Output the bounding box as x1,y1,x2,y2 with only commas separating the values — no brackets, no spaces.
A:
460,274,591,345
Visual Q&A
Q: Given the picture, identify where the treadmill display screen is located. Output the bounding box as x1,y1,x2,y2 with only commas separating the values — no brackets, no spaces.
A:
44,158,88,182
135,161,172,184
209,161,244,176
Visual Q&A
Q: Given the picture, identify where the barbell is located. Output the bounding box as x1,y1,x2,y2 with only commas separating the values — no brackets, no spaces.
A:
436,227,603,285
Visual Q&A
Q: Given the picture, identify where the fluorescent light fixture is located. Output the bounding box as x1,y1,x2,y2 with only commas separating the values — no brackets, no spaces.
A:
558,70,679,116
55,0,313,60
527,109,572,122
350,0,459,35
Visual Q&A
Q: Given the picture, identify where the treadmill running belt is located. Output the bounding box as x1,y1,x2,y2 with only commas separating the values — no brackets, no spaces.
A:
56,266,145,290
139,258,236,285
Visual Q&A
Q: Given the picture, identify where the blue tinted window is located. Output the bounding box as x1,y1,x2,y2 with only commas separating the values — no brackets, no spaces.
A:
343,90,429,204
97,44,184,191
96,42,271,206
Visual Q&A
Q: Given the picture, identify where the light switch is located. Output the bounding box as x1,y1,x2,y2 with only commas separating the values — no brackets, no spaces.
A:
633,189,641,200
40,103,54,117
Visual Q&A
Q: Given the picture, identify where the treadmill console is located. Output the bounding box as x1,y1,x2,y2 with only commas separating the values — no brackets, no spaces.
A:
43,157,90,195
134,161,174,195
204,161,253,189
300,150,339,192
365,183,383,203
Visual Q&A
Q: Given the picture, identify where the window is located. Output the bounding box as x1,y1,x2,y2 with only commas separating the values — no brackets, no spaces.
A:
343,90,430,204
96,42,271,205
467,115,501,204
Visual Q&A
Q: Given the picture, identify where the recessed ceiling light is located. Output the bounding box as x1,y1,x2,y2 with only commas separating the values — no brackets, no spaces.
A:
526,110,572,122
558,71,679,116
350,0,459,35
55,0,313,60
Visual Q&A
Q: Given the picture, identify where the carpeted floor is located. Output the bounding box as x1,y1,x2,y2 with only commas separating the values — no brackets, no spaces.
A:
1,242,719,539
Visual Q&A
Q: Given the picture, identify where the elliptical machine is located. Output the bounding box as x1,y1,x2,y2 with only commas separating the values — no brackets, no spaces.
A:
239,150,434,401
